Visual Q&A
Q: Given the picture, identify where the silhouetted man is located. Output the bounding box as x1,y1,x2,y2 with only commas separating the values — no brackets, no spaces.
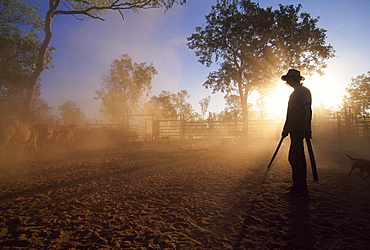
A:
281,69,312,196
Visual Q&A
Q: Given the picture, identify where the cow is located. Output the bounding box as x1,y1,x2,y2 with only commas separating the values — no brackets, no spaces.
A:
34,123,61,152
0,121,17,159
58,124,78,151
0,121,38,160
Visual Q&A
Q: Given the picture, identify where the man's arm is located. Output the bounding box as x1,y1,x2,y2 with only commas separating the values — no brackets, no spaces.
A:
304,102,312,138
282,122,289,138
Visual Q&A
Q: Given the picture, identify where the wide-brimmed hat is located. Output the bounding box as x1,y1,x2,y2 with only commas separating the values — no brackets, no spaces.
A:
281,69,305,81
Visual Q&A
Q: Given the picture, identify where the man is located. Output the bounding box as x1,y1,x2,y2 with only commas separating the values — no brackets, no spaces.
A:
281,69,312,196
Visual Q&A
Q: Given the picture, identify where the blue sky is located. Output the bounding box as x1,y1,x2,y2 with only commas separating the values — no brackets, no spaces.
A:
37,0,370,120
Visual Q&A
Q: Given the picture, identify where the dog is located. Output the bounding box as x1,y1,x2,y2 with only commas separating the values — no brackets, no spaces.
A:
346,154,370,180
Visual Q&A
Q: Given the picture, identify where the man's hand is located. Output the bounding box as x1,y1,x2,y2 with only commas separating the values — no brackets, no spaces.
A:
304,127,312,139
281,131,289,138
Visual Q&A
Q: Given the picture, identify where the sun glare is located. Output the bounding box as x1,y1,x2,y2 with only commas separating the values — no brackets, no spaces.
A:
250,74,346,120
265,84,292,119
304,74,345,110
249,83,292,119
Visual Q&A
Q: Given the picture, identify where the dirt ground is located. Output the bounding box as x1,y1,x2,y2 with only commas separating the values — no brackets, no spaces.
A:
0,138,369,249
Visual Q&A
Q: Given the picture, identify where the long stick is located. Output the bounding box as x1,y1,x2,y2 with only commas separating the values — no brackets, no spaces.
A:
267,137,284,169
305,137,319,181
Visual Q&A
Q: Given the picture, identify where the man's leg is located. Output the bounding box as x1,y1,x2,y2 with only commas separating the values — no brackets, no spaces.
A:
288,130,307,191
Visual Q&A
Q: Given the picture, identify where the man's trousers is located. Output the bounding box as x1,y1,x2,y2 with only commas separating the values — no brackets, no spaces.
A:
288,130,307,188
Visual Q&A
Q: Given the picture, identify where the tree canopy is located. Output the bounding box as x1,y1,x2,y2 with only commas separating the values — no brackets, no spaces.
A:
95,54,157,124
0,0,52,120
58,100,86,125
187,0,334,136
148,90,196,120
343,71,370,116
32,98,53,122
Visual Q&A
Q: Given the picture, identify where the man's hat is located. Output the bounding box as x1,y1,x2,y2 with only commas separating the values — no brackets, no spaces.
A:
281,69,305,81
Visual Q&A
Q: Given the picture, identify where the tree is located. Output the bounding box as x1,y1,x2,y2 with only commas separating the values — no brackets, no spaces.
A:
148,91,177,119
22,0,186,121
0,0,53,120
171,90,197,120
199,96,210,120
187,0,334,137
223,93,241,119
343,71,370,116
148,90,197,120
58,101,85,125
95,54,157,124
32,97,54,122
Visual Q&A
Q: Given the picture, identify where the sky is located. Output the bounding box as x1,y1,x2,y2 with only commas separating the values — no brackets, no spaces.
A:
36,0,370,121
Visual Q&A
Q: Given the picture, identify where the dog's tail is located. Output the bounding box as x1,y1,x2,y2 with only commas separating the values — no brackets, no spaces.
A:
346,154,356,161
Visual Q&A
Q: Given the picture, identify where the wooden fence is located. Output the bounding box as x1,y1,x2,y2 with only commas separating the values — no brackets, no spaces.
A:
312,110,370,140
152,119,283,141
151,111,370,141
78,109,370,142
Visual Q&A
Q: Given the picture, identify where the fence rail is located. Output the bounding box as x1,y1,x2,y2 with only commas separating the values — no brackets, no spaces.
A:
312,111,370,140
152,119,283,140
78,110,370,142
151,112,370,141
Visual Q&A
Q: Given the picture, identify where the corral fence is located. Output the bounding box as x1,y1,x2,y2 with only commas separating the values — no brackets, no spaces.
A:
312,108,370,140
150,119,284,141
146,110,369,141
72,108,370,142
149,110,370,142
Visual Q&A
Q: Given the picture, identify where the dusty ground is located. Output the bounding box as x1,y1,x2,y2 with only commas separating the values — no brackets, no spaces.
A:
0,138,369,249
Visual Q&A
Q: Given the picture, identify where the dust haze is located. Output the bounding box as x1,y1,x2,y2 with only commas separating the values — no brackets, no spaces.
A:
1,118,370,249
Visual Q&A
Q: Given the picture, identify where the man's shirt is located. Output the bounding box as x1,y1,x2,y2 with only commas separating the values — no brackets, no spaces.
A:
283,85,312,133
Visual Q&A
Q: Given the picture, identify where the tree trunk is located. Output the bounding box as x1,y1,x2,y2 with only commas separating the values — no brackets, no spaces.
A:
237,76,250,139
22,0,60,121
241,94,249,139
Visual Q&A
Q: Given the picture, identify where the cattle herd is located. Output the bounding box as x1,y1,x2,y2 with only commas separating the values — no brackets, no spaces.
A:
0,121,139,161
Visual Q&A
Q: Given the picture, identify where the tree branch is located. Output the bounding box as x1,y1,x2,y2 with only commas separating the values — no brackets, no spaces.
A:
54,1,164,20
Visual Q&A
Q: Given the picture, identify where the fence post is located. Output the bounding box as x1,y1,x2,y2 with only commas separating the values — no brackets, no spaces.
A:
366,118,370,141
180,115,186,140
261,110,264,138
344,107,352,139
353,114,357,139
336,112,342,138
234,113,238,139
208,118,213,139
152,120,159,141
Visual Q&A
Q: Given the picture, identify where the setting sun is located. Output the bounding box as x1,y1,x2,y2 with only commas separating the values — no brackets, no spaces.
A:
248,82,291,119
249,73,348,120
264,84,291,119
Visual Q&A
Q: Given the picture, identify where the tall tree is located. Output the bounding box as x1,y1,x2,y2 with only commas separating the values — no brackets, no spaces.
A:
22,0,186,121
58,100,85,125
95,54,157,124
187,0,334,137
0,0,53,120
343,71,370,116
